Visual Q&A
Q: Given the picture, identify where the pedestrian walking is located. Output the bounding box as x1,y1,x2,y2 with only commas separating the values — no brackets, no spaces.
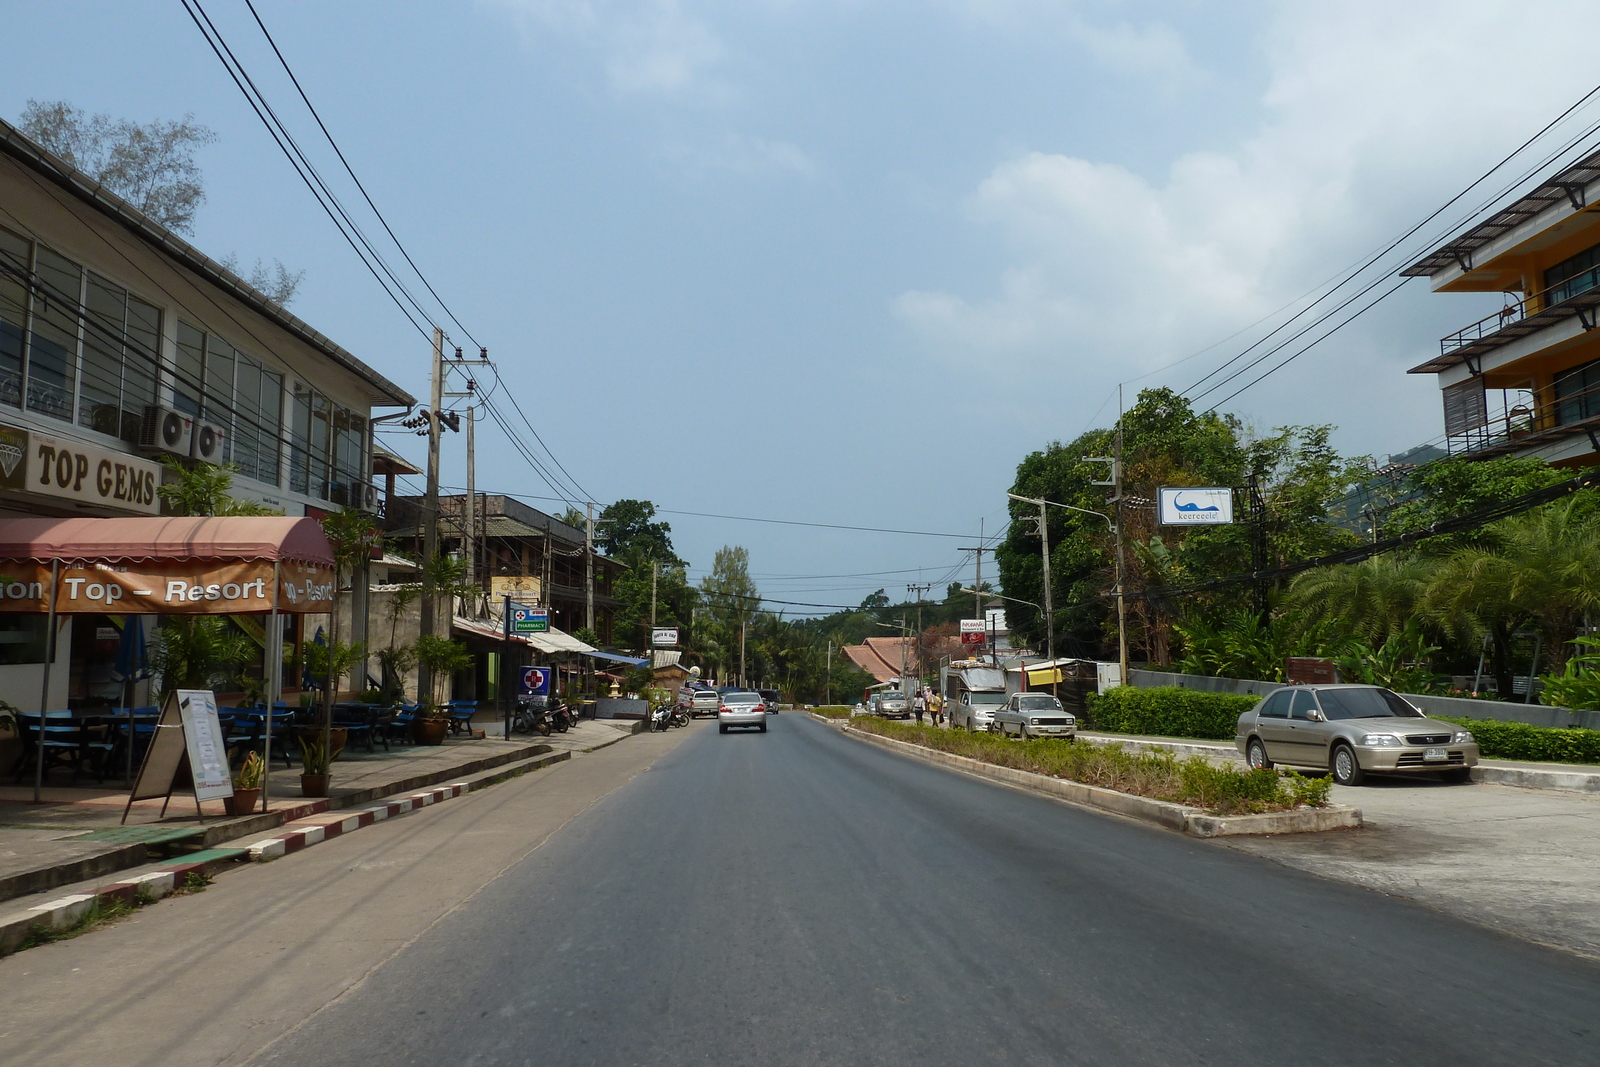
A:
929,689,944,726
913,690,926,724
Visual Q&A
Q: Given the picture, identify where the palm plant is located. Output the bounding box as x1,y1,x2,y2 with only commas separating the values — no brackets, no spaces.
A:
150,617,254,705
1284,554,1434,646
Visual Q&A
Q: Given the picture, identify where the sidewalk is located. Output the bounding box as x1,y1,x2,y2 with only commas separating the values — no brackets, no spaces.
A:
0,717,637,905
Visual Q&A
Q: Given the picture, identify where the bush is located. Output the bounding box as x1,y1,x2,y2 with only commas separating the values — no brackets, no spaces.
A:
1436,716,1600,764
1086,686,1259,741
810,705,853,719
847,718,1327,815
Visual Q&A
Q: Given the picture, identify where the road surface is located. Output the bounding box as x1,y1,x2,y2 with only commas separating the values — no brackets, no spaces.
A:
250,713,1598,1066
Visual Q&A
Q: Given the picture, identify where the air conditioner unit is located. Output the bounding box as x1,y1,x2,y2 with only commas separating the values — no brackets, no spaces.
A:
138,406,194,456
357,481,379,513
192,420,228,463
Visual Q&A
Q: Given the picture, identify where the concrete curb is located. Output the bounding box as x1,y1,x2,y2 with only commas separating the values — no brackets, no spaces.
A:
0,747,576,956
833,724,1360,838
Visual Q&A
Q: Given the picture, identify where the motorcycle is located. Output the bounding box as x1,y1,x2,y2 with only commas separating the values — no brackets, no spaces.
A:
651,703,673,732
669,704,690,729
552,699,579,732
513,698,553,737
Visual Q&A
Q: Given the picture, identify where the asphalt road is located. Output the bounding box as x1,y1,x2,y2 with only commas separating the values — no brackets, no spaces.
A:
256,714,1600,1067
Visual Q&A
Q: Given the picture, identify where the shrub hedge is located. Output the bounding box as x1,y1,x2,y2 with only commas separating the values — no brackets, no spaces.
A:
810,705,854,719
1085,686,1259,741
1437,716,1600,764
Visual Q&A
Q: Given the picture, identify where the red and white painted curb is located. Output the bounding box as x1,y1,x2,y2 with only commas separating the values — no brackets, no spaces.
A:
242,783,466,860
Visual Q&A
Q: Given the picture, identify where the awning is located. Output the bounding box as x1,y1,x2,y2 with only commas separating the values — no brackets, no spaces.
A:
0,516,334,615
586,649,648,667
0,516,333,565
452,616,509,642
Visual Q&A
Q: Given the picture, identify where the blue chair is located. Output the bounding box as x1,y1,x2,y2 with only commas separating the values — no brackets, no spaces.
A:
446,700,479,736
12,711,105,783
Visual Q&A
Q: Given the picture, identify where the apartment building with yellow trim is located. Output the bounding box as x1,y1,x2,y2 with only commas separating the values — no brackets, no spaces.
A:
1406,152,1600,466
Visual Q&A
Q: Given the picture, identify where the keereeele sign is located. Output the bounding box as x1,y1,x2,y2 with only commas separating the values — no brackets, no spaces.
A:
1158,487,1234,525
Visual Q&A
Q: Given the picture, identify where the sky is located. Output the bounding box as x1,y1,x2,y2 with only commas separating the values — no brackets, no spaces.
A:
3,0,1598,613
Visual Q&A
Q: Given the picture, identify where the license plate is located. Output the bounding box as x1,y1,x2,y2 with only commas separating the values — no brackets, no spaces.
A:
1424,747,1448,762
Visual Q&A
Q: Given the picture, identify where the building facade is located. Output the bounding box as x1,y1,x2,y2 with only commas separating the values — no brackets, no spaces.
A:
0,118,414,709
1405,150,1600,467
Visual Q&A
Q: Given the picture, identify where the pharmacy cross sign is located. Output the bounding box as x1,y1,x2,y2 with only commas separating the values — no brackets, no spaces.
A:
509,603,549,634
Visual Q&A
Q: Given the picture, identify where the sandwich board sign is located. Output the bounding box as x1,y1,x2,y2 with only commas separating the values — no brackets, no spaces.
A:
509,604,549,634
121,689,233,823
1158,487,1235,525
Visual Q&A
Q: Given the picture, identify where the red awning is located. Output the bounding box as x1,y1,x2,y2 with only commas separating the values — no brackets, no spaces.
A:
0,516,334,566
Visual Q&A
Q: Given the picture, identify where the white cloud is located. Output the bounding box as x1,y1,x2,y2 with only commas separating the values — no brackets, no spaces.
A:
894,0,1600,390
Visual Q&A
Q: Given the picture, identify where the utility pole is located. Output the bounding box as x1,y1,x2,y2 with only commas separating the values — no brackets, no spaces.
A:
739,618,747,687
464,405,475,599
651,561,658,632
585,502,595,634
418,327,444,701
1035,499,1054,665
1114,384,1129,686
975,517,984,623
826,641,832,705
908,582,931,685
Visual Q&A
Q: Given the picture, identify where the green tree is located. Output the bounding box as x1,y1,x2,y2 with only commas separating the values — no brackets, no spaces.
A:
157,458,278,517
699,546,758,681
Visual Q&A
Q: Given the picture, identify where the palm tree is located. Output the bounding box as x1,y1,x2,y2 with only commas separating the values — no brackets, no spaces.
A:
1284,554,1435,646
1424,497,1600,690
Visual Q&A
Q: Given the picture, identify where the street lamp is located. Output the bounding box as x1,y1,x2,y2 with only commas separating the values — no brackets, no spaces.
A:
1006,492,1127,683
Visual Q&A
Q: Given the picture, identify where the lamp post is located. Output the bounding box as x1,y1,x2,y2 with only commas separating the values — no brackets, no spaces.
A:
1005,493,1126,684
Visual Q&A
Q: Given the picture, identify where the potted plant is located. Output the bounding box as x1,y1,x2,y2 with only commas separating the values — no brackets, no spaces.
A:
412,635,473,744
299,732,332,797
225,751,264,815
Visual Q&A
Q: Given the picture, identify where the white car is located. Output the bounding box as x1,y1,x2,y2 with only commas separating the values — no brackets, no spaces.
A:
951,689,1006,732
718,690,767,734
991,693,1077,740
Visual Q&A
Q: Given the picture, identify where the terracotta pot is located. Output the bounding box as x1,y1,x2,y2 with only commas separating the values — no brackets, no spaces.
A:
300,773,330,798
224,788,261,816
412,718,449,745
298,726,348,760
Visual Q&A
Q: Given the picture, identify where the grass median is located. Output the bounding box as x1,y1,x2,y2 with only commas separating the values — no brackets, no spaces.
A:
847,717,1331,815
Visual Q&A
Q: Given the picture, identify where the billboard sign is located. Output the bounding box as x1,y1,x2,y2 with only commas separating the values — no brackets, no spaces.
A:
510,604,549,633
1158,487,1234,525
651,627,679,647
959,619,986,646
519,666,551,698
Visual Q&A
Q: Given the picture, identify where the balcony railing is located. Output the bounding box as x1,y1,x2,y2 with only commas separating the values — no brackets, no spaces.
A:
1445,379,1600,458
1440,266,1600,355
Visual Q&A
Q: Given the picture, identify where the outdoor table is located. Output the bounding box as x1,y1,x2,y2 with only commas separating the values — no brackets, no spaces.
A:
12,711,117,783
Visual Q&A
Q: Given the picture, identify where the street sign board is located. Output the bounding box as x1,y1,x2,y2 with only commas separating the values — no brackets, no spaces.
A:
519,666,551,698
959,619,985,646
1158,487,1234,525
510,604,549,633
652,627,678,647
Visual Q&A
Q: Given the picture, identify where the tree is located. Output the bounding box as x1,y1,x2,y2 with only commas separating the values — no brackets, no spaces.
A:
157,458,278,517
596,499,681,565
699,546,758,681
21,100,302,304
1284,554,1435,646
21,99,215,234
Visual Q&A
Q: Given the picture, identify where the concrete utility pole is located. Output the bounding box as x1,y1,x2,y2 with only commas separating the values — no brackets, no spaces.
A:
585,502,595,634
826,641,832,705
464,405,475,600
1114,384,1129,686
1004,492,1054,665
418,327,444,701
908,582,931,684
739,618,747,687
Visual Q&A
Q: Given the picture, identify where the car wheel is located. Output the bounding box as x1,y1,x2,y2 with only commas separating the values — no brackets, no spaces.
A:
1247,738,1273,771
1331,743,1365,786
1017,724,1028,740
719,724,728,734
1443,766,1473,784
760,723,768,733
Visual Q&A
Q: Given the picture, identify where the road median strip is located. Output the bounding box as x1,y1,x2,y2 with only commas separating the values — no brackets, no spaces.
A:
818,715,1360,837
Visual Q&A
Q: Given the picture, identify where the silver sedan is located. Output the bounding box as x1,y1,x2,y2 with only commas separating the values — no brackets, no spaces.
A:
991,693,1077,740
1234,684,1480,786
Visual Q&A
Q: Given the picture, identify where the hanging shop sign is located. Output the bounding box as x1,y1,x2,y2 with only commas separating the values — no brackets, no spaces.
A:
519,666,551,698
0,558,333,613
0,423,161,514
651,627,678,647
510,604,549,633
959,619,986,646
1157,487,1235,526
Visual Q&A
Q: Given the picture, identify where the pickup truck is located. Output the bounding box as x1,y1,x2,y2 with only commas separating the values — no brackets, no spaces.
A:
870,691,910,718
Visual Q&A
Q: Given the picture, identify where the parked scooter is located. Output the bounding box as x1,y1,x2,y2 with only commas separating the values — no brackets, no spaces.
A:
513,698,553,737
669,703,690,729
550,699,576,733
651,702,673,732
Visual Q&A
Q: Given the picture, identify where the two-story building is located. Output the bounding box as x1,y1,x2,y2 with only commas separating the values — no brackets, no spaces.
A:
1405,149,1600,466
0,117,413,709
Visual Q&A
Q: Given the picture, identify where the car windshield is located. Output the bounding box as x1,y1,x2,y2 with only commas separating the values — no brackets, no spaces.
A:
1017,696,1061,710
1316,688,1424,720
880,692,904,701
969,691,1006,705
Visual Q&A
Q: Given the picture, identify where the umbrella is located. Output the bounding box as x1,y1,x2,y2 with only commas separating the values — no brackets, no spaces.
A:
112,617,151,785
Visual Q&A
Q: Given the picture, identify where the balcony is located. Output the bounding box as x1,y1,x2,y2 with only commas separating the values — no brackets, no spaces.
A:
1445,380,1600,460
1428,270,1600,372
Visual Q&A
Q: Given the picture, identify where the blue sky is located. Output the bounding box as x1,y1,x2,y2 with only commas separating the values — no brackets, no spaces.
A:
3,1,1596,610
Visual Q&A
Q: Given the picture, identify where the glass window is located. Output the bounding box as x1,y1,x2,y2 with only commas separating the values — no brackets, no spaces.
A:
174,321,204,417
203,333,235,428
0,229,31,410
27,246,81,421
122,296,159,443
1544,242,1600,305
80,274,125,437
1258,691,1290,718
258,369,282,485
1317,688,1424,721
0,615,48,664
1555,359,1600,426
1290,690,1320,720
